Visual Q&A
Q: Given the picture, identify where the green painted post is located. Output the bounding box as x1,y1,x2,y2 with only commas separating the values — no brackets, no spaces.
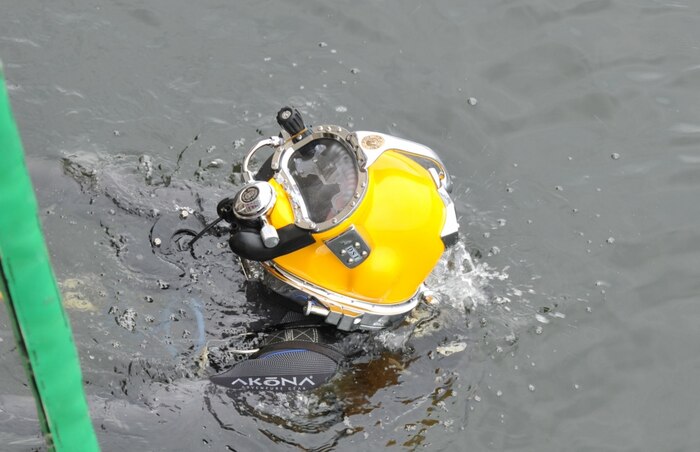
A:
0,60,100,451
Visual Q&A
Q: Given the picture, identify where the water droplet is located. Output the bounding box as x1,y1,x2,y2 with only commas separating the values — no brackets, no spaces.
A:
606,237,615,244
497,218,506,226
318,42,328,47
467,97,478,106
574,384,580,390
611,152,620,160
555,185,563,191
350,67,360,74
474,395,481,402
113,130,121,136
506,187,514,193
335,105,348,113
535,326,543,335
528,384,536,392
496,390,503,397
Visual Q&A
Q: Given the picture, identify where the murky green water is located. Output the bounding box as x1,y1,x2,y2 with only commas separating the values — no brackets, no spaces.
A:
3,0,700,450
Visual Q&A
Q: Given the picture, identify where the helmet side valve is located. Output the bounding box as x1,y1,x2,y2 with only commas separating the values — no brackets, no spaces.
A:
259,217,279,248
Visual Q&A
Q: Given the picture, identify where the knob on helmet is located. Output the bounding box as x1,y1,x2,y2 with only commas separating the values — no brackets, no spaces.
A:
276,106,309,142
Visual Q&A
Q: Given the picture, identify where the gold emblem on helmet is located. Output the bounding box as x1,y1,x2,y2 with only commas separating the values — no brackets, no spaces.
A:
361,135,384,150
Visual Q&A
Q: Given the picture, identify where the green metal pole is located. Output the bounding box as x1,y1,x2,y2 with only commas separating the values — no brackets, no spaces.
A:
0,60,100,451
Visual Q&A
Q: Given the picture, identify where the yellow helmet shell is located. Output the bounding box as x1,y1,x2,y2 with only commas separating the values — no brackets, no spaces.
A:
266,149,448,306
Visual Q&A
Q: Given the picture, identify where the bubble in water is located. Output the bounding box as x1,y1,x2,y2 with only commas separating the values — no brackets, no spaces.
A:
535,326,543,335
606,237,615,244
555,185,563,191
496,390,503,397
528,384,535,392
611,153,621,160
335,105,348,113
350,67,360,74
318,42,328,47
467,97,478,106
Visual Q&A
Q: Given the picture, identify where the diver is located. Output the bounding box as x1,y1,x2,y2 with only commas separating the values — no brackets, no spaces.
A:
182,106,459,391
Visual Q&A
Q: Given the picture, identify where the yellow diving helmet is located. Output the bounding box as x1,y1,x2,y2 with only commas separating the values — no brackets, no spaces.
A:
216,107,458,331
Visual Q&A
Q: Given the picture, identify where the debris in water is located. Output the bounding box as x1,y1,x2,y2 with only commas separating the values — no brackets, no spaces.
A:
535,314,550,324
207,159,225,169
611,152,621,160
116,308,137,332
152,237,161,247
436,341,467,357
606,237,615,244
467,97,478,106
528,384,536,392
179,209,189,219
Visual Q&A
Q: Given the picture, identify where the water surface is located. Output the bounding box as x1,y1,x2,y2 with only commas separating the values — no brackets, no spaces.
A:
2,0,700,450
